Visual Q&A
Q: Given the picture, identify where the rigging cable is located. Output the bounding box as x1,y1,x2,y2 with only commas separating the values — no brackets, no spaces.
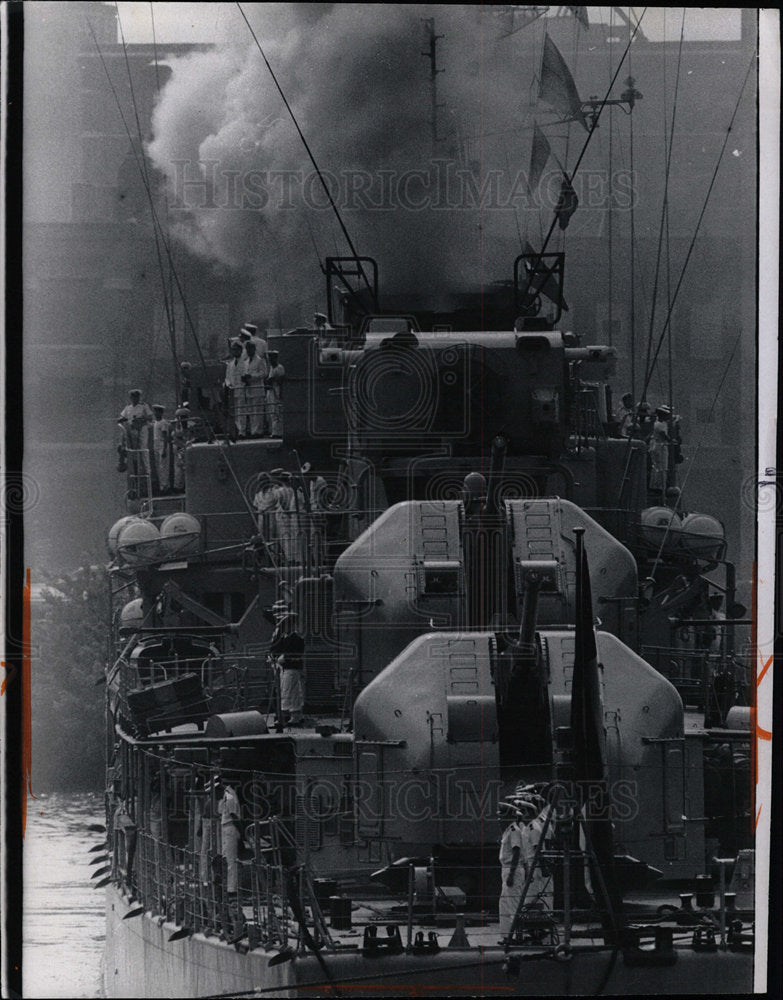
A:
607,7,614,346
528,9,647,274
558,10,584,262
628,7,636,402
114,5,181,403
641,9,686,405
614,49,754,509
235,2,377,308
647,329,743,583
664,9,676,464
503,143,526,253
639,51,756,408
91,20,281,539
149,1,182,404
88,20,210,385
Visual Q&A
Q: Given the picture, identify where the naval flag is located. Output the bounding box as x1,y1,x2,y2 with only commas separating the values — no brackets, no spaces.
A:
539,34,588,131
555,173,579,230
528,124,552,195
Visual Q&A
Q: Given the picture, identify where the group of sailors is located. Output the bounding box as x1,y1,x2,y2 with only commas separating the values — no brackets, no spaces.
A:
615,392,684,492
223,323,285,439
252,465,329,568
115,320,290,494
117,390,192,495
498,786,553,942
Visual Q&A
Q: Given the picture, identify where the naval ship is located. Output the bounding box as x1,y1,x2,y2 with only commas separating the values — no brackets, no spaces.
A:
98,242,754,996
93,8,757,997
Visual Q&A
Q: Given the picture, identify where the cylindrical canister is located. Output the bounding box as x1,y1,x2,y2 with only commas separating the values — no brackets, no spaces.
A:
695,874,714,909
314,879,338,912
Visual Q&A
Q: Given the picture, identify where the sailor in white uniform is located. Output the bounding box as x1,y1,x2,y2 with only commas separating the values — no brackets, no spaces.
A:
498,789,553,941
224,339,246,435
241,339,268,437
265,349,285,437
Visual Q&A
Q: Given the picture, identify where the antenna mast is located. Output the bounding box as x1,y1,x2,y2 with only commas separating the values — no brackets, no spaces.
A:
421,18,444,155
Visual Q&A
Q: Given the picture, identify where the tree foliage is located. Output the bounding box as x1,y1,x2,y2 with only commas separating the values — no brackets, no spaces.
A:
31,565,110,791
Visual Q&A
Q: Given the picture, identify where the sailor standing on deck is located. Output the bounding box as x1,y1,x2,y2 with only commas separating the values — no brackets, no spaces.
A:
633,401,655,442
224,339,246,436
241,340,268,438
648,405,672,493
172,406,191,492
151,405,171,494
265,349,285,437
269,600,305,726
218,779,243,896
117,389,153,476
498,789,552,942
148,772,164,888
271,469,299,563
200,776,217,886
240,322,268,362
616,393,635,438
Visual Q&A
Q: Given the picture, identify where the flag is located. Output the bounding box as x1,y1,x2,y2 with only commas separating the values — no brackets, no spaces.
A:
569,6,590,30
570,536,623,938
555,173,579,230
539,34,588,131
522,241,569,312
528,124,551,195
570,539,605,787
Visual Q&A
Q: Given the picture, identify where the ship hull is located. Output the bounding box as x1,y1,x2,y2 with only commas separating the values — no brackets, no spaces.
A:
105,885,753,997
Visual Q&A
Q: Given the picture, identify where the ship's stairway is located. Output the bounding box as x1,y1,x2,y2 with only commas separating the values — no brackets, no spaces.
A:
125,448,153,510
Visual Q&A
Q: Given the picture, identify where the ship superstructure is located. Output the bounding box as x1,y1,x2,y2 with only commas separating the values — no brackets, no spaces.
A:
100,248,753,998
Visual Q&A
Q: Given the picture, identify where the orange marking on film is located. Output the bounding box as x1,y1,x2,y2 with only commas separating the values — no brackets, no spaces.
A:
755,721,772,741
755,805,763,831
1,660,17,696
757,653,773,687
750,567,757,793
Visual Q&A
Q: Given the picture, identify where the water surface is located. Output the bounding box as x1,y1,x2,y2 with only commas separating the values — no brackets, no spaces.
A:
23,792,105,999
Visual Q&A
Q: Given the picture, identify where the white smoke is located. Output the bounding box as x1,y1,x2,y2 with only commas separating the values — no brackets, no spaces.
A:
146,4,544,318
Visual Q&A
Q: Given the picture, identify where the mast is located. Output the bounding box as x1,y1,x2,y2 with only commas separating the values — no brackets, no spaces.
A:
420,18,444,156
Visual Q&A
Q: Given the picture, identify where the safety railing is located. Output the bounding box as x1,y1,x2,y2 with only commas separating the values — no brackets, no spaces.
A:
641,644,750,722
225,390,283,440
124,448,153,510
110,809,319,949
569,386,607,449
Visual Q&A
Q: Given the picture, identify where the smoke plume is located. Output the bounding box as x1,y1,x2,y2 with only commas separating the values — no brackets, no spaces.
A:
147,4,543,320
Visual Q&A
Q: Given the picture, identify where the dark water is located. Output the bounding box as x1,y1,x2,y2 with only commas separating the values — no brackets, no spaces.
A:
23,792,106,998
